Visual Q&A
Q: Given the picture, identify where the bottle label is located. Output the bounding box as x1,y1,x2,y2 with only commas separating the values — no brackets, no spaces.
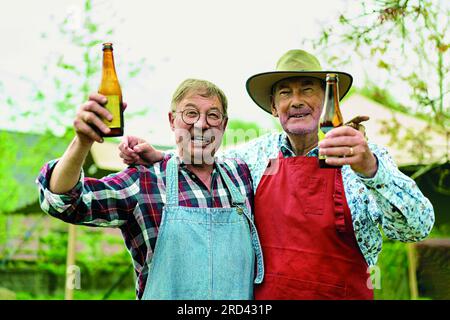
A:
318,126,333,160
103,95,121,129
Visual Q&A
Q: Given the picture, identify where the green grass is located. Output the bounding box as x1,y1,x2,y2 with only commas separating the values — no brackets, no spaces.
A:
16,289,135,300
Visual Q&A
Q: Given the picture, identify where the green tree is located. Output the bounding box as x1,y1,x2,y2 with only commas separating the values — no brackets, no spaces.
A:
307,0,449,163
0,0,151,270
22,0,150,138
0,0,152,213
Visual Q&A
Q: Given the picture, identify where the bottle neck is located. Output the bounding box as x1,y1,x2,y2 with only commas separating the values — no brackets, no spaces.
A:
320,80,343,127
325,80,337,100
99,49,121,96
102,50,116,73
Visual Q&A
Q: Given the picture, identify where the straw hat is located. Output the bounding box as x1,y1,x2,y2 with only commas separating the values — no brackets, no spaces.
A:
246,49,353,113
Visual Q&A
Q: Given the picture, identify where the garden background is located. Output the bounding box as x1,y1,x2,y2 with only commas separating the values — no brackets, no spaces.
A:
0,0,448,300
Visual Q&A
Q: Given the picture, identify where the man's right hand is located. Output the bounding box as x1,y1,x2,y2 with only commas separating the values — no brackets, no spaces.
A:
118,136,165,166
74,93,127,145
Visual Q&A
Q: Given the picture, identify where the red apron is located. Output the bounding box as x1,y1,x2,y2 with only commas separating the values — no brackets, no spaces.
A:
254,153,373,300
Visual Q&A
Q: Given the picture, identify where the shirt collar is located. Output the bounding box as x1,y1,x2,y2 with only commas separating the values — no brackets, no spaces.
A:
174,154,219,173
278,132,319,158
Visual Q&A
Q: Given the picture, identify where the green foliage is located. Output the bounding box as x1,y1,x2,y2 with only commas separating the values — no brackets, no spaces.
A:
308,0,449,150
0,131,71,220
75,228,131,275
1,0,152,138
2,214,134,299
0,0,155,217
374,239,411,300
0,132,20,214
378,116,434,163
37,230,68,276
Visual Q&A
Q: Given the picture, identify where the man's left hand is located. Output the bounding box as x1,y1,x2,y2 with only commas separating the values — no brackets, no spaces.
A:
318,125,378,178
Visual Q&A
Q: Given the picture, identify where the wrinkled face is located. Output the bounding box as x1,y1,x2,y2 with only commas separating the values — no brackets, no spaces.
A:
169,91,227,165
271,77,324,135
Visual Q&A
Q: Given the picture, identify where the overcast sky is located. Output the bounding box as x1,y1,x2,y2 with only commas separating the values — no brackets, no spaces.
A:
1,0,359,145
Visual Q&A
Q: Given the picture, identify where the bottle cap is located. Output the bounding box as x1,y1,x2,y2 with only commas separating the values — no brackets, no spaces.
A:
102,42,113,50
326,73,339,81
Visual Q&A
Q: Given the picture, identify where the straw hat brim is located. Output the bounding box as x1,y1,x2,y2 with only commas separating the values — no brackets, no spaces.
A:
246,71,353,114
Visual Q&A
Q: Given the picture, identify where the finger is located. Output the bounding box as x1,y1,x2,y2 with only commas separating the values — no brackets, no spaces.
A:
133,142,153,153
74,119,103,143
120,136,138,150
344,122,358,131
119,152,138,163
119,136,137,153
319,146,357,158
89,93,108,105
319,135,360,148
81,111,111,135
122,102,127,111
122,149,140,160
324,156,360,167
118,140,128,153
325,125,360,138
345,115,370,125
83,101,113,122
118,145,133,157
127,136,140,149
120,144,139,157
127,147,141,158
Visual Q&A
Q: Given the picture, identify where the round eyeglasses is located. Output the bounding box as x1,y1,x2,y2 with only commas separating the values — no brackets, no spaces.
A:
175,109,226,127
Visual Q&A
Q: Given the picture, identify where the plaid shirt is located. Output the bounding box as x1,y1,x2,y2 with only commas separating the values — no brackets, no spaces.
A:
36,154,254,299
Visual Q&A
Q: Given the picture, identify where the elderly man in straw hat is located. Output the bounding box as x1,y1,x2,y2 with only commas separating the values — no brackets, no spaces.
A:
118,50,434,300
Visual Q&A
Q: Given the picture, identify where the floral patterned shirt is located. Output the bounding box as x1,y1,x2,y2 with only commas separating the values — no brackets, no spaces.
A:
221,132,435,266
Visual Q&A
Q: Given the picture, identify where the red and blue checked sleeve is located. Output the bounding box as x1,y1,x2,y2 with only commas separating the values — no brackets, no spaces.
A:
36,159,140,228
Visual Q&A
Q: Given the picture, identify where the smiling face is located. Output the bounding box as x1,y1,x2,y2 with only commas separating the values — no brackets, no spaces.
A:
169,90,227,165
271,76,325,135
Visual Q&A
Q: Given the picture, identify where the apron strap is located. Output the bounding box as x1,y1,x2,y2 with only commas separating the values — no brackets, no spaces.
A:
166,156,179,207
167,157,246,207
333,169,347,233
165,157,264,284
216,162,245,206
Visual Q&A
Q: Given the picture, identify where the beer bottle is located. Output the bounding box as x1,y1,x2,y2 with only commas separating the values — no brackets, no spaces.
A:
98,42,124,137
318,73,344,168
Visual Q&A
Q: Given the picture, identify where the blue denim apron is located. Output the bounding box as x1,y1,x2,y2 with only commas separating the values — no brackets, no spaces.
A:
141,157,264,300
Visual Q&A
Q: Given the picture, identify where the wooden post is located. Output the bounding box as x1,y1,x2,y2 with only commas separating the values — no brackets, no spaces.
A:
407,243,419,300
65,224,77,300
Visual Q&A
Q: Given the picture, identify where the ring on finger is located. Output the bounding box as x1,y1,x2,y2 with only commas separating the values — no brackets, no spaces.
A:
348,146,354,157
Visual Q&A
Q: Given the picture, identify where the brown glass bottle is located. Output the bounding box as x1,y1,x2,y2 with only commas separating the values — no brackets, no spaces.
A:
318,73,344,168
98,43,124,137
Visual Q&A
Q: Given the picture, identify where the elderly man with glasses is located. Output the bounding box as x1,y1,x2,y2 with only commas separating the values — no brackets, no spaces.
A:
36,78,264,300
